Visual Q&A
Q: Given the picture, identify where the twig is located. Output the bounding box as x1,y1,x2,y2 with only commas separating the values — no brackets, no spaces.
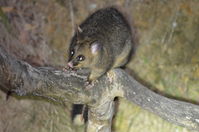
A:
69,0,75,35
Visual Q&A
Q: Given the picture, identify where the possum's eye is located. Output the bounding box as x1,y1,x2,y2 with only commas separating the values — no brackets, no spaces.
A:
77,55,85,61
70,50,75,56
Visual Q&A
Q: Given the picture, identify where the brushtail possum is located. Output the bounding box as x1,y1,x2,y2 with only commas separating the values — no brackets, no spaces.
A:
67,7,134,82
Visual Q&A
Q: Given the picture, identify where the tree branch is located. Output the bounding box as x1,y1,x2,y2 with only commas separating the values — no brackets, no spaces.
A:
114,70,199,130
0,46,91,104
0,46,199,131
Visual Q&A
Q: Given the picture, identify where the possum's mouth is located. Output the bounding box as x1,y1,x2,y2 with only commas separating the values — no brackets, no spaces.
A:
67,62,74,68
67,61,79,70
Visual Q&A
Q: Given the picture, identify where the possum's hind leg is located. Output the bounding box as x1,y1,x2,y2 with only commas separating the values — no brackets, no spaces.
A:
113,39,133,68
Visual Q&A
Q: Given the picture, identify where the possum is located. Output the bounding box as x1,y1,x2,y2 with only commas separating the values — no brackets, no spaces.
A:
67,7,134,83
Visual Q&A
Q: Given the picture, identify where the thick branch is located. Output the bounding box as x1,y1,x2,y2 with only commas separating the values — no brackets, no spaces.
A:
113,70,199,130
0,46,199,131
0,46,91,104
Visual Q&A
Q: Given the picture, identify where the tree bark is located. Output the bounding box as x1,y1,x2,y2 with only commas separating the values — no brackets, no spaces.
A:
0,46,199,131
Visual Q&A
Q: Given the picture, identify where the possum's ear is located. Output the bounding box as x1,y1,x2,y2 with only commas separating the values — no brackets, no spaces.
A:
77,26,83,33
75,25,83,34
75,25,83,40
90,42,102,54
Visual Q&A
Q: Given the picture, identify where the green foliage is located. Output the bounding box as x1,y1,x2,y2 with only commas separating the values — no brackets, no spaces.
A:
0,7,11,32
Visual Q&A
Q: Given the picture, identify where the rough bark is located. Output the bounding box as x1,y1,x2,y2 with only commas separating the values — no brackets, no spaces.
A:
0,46,199,131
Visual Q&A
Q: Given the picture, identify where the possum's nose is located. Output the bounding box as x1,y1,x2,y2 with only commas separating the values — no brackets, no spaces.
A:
67,62,73,68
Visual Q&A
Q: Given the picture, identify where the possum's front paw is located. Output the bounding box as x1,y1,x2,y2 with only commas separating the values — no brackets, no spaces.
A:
84,71,101,89
84,79,99,90
84,80,94,90
62,67,69,72
63,65,77,71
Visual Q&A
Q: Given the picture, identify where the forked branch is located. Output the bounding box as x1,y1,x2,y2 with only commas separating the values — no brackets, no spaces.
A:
0,46,198,131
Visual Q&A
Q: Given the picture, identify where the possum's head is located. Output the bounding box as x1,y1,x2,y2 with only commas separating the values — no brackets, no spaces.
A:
67,30,102,69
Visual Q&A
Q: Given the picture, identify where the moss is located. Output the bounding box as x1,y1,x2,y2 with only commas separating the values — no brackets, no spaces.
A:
0,7,11,33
